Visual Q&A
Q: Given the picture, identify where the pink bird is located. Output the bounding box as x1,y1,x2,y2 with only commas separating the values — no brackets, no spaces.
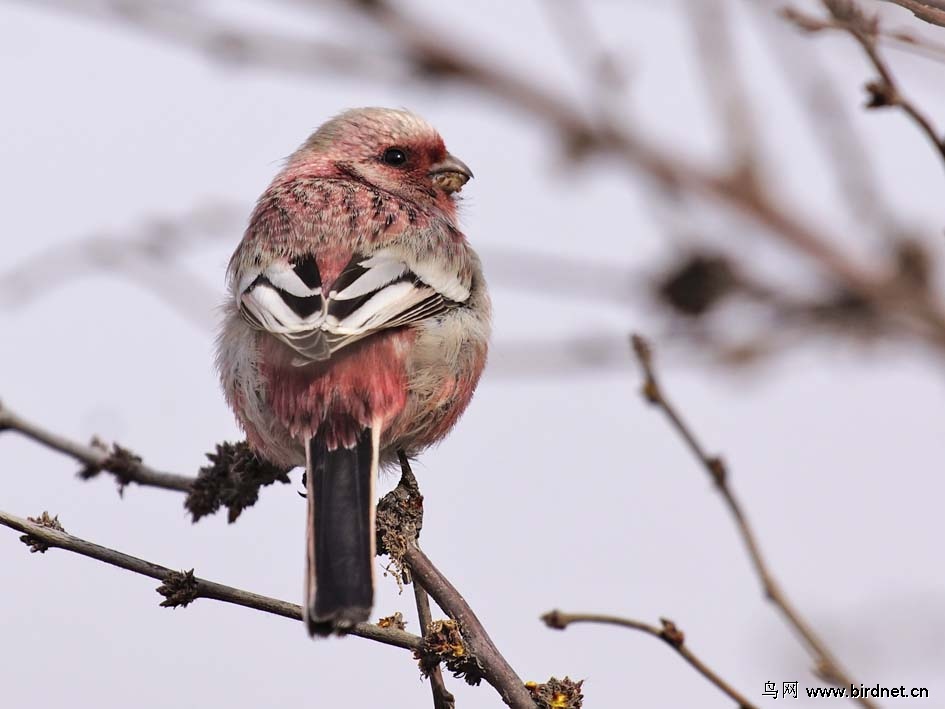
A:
216,108,490,635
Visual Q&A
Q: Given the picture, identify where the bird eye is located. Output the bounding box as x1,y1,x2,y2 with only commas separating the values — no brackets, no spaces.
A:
382,147,408,166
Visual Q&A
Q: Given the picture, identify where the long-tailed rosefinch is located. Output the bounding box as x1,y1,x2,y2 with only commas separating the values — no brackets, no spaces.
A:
216,108,490,635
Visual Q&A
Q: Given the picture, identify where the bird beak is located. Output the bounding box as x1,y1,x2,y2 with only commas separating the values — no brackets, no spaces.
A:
429,153,473,194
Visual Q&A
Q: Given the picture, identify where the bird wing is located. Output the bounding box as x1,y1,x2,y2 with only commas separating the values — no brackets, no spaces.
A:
238,248,470,364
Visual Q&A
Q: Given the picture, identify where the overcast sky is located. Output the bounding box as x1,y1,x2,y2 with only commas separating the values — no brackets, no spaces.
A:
2,1,945,707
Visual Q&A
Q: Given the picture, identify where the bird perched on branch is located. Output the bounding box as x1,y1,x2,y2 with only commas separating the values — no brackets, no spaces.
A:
217,108,490,635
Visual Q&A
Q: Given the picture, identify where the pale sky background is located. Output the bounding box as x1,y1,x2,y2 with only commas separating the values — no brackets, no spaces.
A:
2,1,945,707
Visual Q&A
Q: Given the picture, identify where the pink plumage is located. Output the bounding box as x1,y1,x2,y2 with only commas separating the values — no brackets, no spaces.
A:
216,107,490,635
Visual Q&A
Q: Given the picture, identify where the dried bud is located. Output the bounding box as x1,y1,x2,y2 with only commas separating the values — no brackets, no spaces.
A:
157,569,199,608
865,80,897,109
526,676,585,709
377,612,406,631
416,620,483,686
375,460,424,560
659,618,685,648
185,441,291,523
19,512,66,553
79,441,144,496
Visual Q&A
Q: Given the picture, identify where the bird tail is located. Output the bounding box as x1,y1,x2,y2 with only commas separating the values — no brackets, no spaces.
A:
304,426,377,636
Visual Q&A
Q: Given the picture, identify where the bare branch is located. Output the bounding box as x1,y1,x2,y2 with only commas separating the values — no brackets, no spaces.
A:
784,2,945,172
14,0,945,362
414,580,456,709
684,0,762,178
378,455,533,709
4,411,534,708
21,3,903,289
629,334,877,708
882,24,945,61
542,610,759,709
0,402,291,523
398,452,456,709
832,2,945,166
751,1,894,234
541,0,629,120
878,0,945,28
0,202,236,329
0,401,194,493
332,0,945,353
25,0,398,80
405,543,533,709
0,508,422,651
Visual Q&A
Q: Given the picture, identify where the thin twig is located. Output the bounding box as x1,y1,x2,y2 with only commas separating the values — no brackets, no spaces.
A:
413,575,456,709
398,452,456,709
883,24,945,61
542,610,759,709
404,544,533,709
784,2,945,173
831,1,945,168
629,334,878,709
0,401,194,492
0,509,421,651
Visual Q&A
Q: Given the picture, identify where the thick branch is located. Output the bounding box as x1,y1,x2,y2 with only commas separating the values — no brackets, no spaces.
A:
0,509,421,651
542,610,758,709
630,335,878,709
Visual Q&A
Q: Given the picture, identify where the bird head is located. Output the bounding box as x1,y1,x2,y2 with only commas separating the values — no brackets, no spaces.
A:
293,107,473,205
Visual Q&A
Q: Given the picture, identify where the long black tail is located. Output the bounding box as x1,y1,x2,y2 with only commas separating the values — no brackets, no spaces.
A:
304,427,376,636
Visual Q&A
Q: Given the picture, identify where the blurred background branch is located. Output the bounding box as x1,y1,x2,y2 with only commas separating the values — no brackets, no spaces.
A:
10,0,945,372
